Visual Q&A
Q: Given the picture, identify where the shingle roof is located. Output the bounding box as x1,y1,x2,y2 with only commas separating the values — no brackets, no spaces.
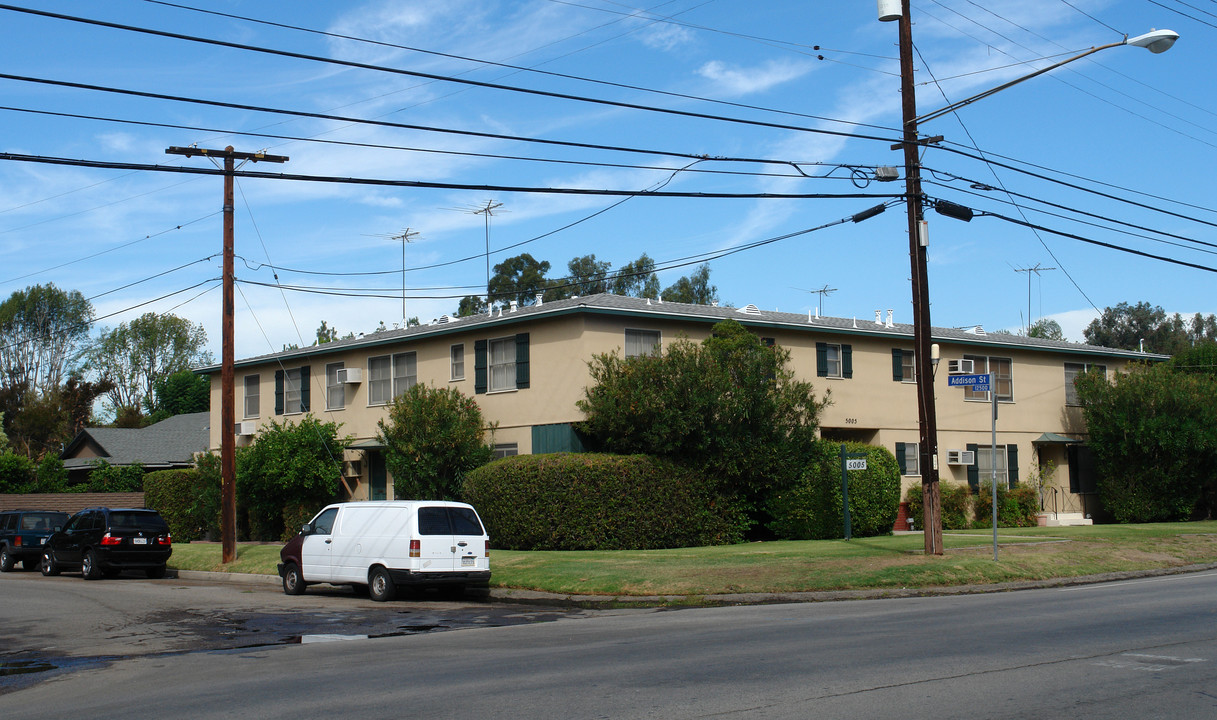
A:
202,293,1164,371
61,411,210,470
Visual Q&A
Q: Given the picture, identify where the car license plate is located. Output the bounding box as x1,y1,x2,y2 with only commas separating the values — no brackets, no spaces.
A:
36,536,47,545
133,538,148,545
461,556,475,567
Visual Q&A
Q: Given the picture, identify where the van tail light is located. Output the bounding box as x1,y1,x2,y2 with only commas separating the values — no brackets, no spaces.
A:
157,534,172,546
410,539,420,558
100,534,122,546
485,546,490,557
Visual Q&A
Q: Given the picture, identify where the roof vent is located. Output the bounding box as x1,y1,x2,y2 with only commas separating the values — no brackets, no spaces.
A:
966,325,986,336
886,309,894,328
535,293,543,307
437,314,452,324
509,300,518,313
874,310,882,326
738,304,762,316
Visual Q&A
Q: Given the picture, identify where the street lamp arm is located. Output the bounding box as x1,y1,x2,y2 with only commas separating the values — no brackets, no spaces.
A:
910,29,1178,127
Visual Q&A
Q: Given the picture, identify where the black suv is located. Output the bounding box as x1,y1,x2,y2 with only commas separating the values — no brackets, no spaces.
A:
0,510,70,572
41,507,172,580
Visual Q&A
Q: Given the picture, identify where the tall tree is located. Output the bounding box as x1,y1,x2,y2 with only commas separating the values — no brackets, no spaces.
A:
1084,301,1217,355
488,253,551,307
562,254,612,297
146,369,211,421
661,264,718,305
456,296,488,318
90,312,212,418
611,253,660,298
315,320,338,345
1027,318,1064,340
0,283,93,397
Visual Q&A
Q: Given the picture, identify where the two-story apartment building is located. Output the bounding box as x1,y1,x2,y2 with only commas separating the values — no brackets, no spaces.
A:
204,293,1156,522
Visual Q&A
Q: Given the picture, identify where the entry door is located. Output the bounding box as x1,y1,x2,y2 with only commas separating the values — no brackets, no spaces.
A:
369,453,387,501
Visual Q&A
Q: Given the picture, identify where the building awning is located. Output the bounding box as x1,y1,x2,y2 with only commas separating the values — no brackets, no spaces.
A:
348,438,387,450
1033,432,1081,445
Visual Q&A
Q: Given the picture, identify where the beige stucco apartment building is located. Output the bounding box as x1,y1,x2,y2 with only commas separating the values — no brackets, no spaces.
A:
204,293,1155,523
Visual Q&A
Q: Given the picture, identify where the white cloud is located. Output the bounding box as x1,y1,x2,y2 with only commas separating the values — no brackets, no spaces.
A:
696,59,812,97
638,23,695,52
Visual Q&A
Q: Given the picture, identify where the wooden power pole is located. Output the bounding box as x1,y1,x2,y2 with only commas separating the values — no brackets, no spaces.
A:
166,145,288,564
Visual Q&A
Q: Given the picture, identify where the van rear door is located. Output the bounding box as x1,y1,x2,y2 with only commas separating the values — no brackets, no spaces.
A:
416,505,486,571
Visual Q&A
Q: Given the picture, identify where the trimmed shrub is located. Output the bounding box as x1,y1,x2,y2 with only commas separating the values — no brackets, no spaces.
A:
972,482,1040,528
461,453,746,550
35,454,69,493
144,458,220,542
767,441,901,540
906,482,973,530
84,460,145,492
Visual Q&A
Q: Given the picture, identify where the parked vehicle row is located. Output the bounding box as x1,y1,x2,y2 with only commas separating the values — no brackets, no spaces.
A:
279,500,492,601
0,507,172,580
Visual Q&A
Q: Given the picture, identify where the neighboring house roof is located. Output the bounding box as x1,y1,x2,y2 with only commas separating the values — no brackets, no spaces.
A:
61,411,210,471
197,293,1166,373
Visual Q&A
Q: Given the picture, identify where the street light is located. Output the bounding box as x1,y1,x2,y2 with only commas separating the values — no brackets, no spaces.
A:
913,28,1179,126
879,0,1177,555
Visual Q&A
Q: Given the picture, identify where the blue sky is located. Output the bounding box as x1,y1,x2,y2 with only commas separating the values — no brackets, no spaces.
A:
1,0,1213,361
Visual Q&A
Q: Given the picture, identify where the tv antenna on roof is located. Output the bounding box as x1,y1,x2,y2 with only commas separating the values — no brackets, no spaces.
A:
793,285,837,315
1013,264,1055,333
367,228,420,325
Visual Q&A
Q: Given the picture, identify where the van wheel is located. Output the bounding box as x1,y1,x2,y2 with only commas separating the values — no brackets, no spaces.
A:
282,562,306,595
368,567,395,602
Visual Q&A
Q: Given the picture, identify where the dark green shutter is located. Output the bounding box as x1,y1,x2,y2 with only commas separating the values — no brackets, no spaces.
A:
515,333,530,389
842,344,853,379
816,342,828,377
474,339,487,394
274,370,284,415
967,443,979,490
892,349,903,381
1007,444,1019,487
299,366,310,412
895,442,907,474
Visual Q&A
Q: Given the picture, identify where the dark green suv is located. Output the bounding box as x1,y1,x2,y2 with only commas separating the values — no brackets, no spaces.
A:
41,508,172,580
0,510,70,572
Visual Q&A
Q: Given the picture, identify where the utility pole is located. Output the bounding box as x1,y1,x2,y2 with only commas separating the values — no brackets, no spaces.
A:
166,145,288,564
887,0,944,555
1014,264,1055,334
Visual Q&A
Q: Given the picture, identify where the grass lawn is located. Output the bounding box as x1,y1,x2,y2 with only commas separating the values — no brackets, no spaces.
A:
168,520,1217,596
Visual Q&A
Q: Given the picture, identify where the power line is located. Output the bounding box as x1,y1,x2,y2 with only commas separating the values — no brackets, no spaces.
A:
0,151,903,200
0,5,900,145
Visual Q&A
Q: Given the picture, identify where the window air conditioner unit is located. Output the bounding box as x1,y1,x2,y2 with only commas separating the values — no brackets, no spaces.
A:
336,368,362,384
947,359,974,375
946,450,975,465
342,460,363,478
233,421,256,436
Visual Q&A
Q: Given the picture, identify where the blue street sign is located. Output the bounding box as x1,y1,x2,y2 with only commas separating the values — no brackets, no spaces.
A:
948,373,991,392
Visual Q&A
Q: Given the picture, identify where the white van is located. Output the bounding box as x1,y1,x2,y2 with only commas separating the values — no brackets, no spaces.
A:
277,501,491,601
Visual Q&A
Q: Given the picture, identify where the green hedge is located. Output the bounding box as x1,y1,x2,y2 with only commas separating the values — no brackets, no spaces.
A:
972,482,1040,528
143,454,220,542
766,441,901,540
461,453,746,550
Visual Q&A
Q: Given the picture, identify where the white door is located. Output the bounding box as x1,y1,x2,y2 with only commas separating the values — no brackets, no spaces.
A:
416,506,486,571
300,507,338,582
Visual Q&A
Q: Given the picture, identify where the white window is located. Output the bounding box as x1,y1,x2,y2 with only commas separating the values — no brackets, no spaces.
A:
451,344,465,381
243,374,260,418
489,337,516,392
964,355,1013,402
493,443,519,459
825,344,842,378
393,352,416,399
901,351,916,383
368,355,391,405
284,368,304,414
325,362,345,410
977,445,1009,487
1065,362,1106,406
901,442,920,476
625,329,661,358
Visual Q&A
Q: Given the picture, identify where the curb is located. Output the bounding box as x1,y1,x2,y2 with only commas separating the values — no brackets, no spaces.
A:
169,562,1217,608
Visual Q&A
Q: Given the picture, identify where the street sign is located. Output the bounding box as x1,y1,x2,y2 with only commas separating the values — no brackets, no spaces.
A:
948,373,991,392
846,458,867,471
